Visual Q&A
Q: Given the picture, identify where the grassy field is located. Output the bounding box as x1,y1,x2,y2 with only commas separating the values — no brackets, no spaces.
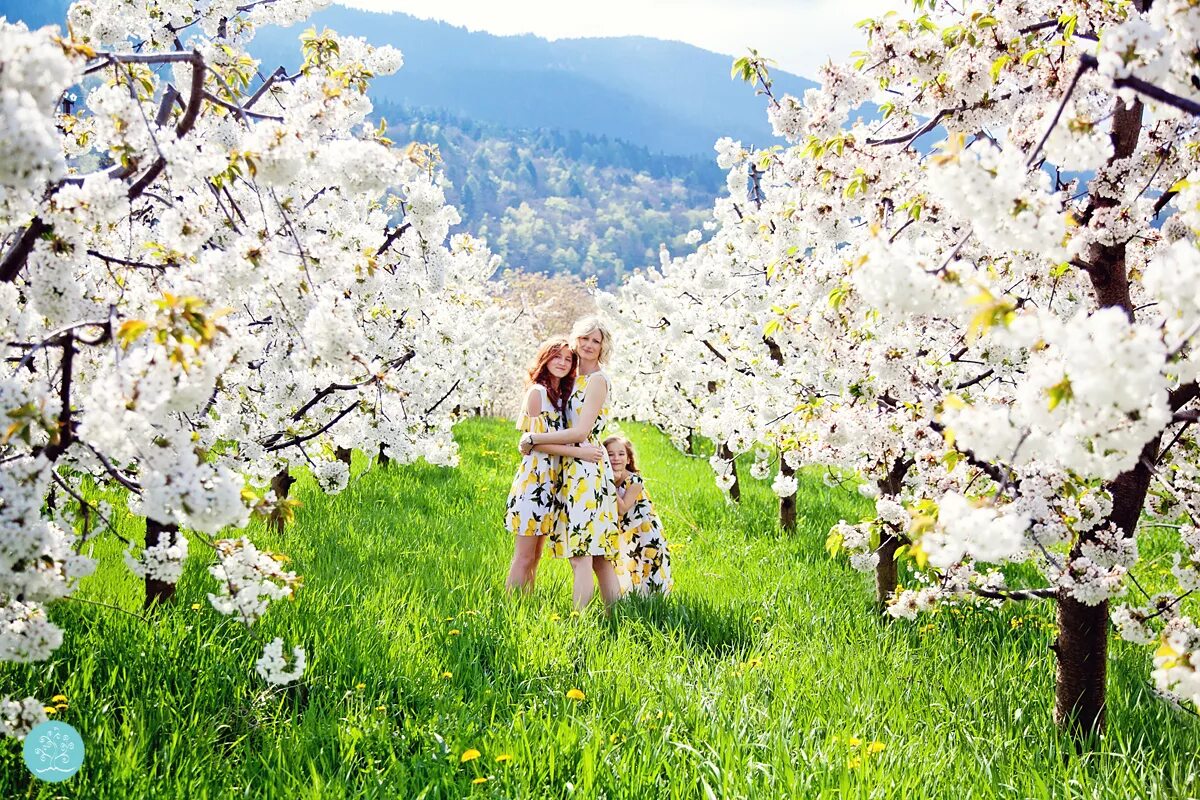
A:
2,417,1200,798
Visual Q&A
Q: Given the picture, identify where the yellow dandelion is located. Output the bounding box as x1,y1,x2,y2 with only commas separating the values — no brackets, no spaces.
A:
51,695,67,703
191,603,201,610
752,615,763,624
43,707,56,715
449,629,461,636
847,756,862,769
570,610,581,618
461,749,481,763
549,613,562,622
375,705,387,712
847,736,862,747
442,671,453,679
473,777,488,785
444,616,455,622
355,683,366,690
566,688,586,701
867,741,886,754
495,753,513,763
54,703,68,712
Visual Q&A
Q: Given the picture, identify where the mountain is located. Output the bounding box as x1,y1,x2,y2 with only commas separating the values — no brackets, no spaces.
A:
0,1,803,282
254,8,817,156
2,1,816,156
389,106,719,285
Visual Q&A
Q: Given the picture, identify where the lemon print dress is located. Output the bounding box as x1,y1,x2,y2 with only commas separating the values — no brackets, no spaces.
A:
551,372,624,573
619,472,673,595
505,384,564,538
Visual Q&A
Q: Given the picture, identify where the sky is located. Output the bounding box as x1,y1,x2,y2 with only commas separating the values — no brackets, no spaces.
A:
334,0,897,78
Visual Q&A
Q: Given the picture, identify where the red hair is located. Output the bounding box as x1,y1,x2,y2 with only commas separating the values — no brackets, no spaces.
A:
528,337,576,415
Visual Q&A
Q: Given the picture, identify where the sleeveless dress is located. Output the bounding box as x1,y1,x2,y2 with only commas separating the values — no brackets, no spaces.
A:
504,385,564,538
551,372,623,572
619,472,673,596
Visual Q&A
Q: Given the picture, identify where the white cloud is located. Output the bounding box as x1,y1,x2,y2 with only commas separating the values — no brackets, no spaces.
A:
334,0,896,77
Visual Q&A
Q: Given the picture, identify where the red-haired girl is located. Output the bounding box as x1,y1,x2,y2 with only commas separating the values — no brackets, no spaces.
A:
504,337,605,593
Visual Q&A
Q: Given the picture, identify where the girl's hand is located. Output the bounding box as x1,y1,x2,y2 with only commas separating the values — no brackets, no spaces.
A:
580,444,605,463
518,433,534,454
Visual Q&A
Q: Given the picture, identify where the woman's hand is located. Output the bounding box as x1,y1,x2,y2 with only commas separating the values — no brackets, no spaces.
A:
579,444,605,463
518,433,535,454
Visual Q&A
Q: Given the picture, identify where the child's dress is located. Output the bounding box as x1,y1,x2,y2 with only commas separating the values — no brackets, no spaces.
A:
551,372,625,581
505,385,564,538
619,472,673,595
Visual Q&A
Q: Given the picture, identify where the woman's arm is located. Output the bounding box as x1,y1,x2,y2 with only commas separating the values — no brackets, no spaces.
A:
524,375,607,448
518,389,602,461
615,481,642,515
538,443,604,463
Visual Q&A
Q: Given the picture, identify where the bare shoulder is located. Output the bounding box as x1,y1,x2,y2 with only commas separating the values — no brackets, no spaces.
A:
584,372,609,394
524,384,546,415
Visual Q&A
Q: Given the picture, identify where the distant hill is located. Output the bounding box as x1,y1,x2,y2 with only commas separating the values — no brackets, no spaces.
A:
0,0,800,282
2,1,816,156
252,8,818,156
388,105,719,285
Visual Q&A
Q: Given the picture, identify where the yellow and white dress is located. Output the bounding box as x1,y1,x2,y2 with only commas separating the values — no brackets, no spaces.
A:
619,472,673,596
505,385,564,538
551,372,624,575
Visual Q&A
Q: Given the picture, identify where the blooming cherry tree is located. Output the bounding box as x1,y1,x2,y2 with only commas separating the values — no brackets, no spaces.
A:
1,0,520,726
607,0,1200,736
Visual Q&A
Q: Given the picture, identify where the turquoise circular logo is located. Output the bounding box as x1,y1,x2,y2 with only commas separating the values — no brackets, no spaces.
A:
23,721,84,782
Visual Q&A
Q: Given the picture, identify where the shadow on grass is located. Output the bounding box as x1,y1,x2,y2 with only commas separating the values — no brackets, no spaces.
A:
612,593,757,659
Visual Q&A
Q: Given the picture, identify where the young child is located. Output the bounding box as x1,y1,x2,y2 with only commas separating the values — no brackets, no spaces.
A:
603,435,673,596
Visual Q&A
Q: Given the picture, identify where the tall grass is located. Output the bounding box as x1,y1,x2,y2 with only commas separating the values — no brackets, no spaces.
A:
2,418,1199,798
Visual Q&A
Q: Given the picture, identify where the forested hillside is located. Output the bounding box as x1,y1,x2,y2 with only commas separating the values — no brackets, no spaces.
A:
389,106,718,285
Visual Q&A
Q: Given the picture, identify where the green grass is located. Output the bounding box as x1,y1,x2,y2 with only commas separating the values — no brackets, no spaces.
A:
3,418,1200,798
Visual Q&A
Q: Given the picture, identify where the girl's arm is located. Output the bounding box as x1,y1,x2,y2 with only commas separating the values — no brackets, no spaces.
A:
616,481,643,515
525,375,607,448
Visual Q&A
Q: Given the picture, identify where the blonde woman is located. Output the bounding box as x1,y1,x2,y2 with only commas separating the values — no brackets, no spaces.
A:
504,337,605,593
520,317,624,609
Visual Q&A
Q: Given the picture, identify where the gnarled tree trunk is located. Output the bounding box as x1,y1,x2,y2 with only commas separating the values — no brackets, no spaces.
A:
874,457,912,610
778,457,795,531
719,442,741,503
269,467,296,535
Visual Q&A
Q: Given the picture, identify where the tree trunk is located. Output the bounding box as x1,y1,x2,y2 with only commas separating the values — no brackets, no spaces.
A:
144,518,178,609
269,467,295,535
686,429,697,455
778,457,795,531
335,446,352,466
876,533,901,608
1054,595,1109,736
378,443,390,467
1053,94,1145,737
874,457,911,610
719,442,741,503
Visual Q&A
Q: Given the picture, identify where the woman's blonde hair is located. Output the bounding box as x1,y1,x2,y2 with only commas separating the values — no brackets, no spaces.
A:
602,435,638,473
570,315,614,365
